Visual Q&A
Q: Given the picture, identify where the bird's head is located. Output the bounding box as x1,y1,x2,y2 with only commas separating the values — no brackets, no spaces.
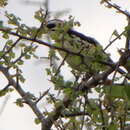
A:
46,19,63,29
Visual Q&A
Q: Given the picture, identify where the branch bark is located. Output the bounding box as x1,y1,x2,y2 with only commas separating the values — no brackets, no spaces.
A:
0,65,46,128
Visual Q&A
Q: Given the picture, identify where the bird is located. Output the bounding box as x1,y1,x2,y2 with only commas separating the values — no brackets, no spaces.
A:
46,19,124,76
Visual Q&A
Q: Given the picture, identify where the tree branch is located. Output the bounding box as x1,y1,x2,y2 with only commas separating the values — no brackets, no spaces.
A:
0,27,129,79
76,67,115,90
105,1,130,18
104,30,125,51
42,96,72,130
0,28,85,57
0,65,46,128
61,111,90,117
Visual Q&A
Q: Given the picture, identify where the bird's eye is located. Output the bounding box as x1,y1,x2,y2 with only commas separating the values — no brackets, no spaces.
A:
46,19,63,29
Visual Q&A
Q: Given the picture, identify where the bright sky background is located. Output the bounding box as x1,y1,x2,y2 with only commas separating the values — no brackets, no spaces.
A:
0,0,130,130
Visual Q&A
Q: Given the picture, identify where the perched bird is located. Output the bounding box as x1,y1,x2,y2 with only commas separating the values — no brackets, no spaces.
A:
46,19,115,75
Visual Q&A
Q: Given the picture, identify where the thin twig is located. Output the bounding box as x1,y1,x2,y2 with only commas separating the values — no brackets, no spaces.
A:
61,111,90,117
108,62,119,124
7,51,25,69
98,98,106,130
0,28,85,57
33,10,48,40
104,31,125,51
54,53,69,76
0,38,21,60
35,88,50,104
105,1,130,18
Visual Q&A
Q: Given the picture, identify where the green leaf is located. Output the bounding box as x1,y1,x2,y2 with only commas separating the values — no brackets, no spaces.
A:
51,75,65,90
19,43,26,47
0,89,7,97
19,75,25,83
34,118,40,125
108,123,117,130
50,32,58,40
15,98,24,107
24,54,31,59
34,8,44,22
9,51,15,58
103,85,125,98
24,92,36,100
46,68,51,75
17,60,24,65
2,32,9,39
6,40,13,45
0,0,8,7
63,88,72,95
5,11,20,26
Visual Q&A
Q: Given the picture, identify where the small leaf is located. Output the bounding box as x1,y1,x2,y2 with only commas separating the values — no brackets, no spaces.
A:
0,0,8,7
15,98,24,107
2,32,9,39
19,75,25,83
46,68,51,75
5,12,20,26
9,51,15,58
34,118,40,124
24,54,31,59
0,90,7,97
17,60,24,65
6,40,13,45
112,30,121,39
